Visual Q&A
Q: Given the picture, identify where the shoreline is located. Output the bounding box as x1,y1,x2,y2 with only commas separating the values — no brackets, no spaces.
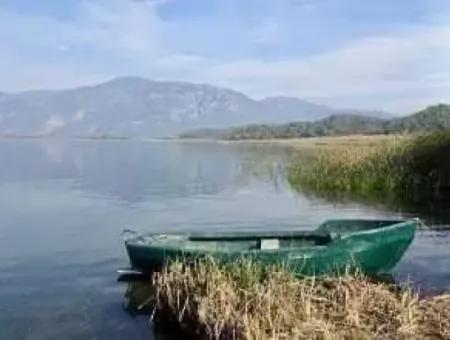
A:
0,133,404,146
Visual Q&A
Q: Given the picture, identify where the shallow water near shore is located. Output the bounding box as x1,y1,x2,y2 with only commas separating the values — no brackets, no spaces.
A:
0,139,449,339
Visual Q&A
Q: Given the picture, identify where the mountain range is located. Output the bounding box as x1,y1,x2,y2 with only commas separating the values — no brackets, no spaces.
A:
0,77,391,137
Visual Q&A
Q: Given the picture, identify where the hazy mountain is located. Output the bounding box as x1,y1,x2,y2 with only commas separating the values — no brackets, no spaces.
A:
258,96,334,121
181,104,450,140
0,77,391,137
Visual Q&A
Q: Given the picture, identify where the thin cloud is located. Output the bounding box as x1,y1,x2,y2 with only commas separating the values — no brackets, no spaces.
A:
0,0,448,113
201,26,450,112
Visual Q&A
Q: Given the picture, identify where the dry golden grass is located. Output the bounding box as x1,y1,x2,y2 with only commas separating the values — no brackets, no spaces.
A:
284,134,408,150
151,258,450,340
418,294,450,339
226,134,408,150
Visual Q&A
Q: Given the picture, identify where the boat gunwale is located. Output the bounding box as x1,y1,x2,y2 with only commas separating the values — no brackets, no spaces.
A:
338,219,418,239
125,219,414,243
189,219,410,241
124,219,418,255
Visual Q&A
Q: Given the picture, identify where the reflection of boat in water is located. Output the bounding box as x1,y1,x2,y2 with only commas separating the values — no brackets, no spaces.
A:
121,275,156,315
123,219,419,276
121,276,186,340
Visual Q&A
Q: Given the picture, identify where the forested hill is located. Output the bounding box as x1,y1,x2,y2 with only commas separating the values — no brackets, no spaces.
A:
384,104,450,133
180,104,450,140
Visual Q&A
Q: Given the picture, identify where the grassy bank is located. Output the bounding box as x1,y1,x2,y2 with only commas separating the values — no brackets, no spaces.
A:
288,133,450,205
147,258,450,339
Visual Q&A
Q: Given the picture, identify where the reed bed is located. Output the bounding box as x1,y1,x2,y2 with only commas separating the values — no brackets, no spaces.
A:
288,133,450,204
151,258,450,340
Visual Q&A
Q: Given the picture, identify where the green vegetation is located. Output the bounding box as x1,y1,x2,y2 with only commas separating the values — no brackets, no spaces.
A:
385,104,450,133
288,133,450,205
128,258,450,339
180,114,385,139
180,104,450,140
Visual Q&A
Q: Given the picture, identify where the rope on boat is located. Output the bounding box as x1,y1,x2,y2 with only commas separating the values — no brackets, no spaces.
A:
415,218,429,230
122,228,138,241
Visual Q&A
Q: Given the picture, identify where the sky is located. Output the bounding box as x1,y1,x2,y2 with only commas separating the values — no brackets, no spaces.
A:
0,0,449,113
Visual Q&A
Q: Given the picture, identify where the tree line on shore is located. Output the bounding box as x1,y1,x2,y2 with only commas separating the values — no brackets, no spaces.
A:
180,104,450,140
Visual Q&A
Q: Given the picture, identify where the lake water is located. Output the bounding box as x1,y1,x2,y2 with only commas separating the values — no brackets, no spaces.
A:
1,139,449,339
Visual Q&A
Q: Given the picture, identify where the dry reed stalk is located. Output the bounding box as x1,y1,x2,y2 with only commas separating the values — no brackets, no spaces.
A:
150,258,450,340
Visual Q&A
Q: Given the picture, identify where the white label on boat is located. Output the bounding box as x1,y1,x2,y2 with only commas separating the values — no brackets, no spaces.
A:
260,239,279,250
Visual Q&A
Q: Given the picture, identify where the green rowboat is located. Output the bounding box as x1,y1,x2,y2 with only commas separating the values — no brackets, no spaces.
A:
123,219,418,276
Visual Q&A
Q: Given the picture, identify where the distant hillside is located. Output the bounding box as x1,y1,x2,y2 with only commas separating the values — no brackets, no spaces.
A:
385,104,450,133
180,104,450,140
0,77,390,137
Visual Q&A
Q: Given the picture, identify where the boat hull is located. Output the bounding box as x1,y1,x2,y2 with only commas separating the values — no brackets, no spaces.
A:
124,219,417,276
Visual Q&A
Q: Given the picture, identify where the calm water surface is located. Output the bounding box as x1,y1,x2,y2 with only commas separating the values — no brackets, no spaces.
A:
0,139,449,339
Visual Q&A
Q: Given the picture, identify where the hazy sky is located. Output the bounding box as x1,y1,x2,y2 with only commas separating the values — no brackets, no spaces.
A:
1,0,449,113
